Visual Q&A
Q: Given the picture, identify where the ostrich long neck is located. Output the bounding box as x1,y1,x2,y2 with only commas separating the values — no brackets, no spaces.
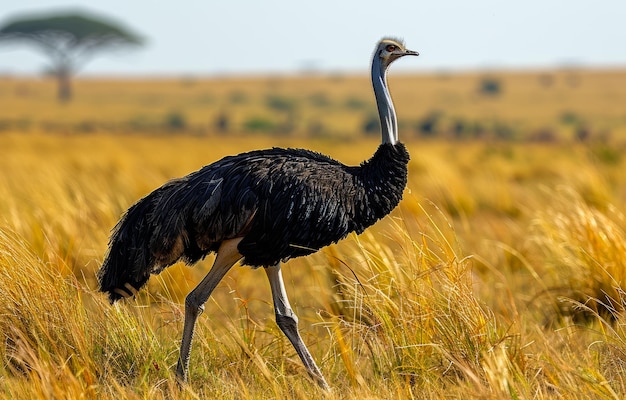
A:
372,59,397,145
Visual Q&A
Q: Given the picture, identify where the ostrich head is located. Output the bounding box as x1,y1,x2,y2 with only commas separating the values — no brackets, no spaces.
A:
375,37,419,69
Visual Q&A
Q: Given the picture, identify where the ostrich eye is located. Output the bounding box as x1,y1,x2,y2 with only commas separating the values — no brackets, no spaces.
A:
386,44,397,52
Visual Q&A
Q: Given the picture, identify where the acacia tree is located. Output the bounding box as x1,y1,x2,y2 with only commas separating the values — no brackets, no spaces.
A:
0,11,143,101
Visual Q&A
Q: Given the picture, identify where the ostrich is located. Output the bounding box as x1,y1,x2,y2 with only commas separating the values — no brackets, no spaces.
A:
98,37,418,389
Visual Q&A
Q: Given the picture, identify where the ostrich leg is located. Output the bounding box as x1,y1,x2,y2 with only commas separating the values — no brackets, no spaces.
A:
264,263,330,390
176,238,243,383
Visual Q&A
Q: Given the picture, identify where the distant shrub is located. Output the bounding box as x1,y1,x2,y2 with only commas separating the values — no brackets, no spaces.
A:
416,111,443,137
471,121,487,138
478,77,502,96
307,119,326,138
575,126,590,142
128,115,153,132
451,118,472,139
492,121,516,141
243,117,276,133
164,111,187,131
560,111,581,125
344,96,368,110
308,92,331,108
214,112,229,133
76,120,97,134
266,95,296,112
0,118,31,133
528,128,558,143
362,113,379,136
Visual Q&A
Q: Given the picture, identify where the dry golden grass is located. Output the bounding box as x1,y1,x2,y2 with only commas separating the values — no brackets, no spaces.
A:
0,132,625,399
1,68,626,398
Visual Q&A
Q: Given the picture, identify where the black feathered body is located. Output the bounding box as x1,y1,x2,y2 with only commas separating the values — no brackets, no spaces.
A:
99,142,409,301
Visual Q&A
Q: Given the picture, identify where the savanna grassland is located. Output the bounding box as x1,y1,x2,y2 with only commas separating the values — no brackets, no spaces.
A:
1,68,626,399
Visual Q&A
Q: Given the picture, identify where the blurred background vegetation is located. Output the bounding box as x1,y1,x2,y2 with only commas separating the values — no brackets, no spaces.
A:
2,68,625,143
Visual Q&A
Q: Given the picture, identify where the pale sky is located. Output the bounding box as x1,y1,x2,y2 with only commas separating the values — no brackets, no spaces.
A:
0,0,624,76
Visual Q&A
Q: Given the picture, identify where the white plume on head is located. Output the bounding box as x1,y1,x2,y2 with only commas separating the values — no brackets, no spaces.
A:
372,37,406,60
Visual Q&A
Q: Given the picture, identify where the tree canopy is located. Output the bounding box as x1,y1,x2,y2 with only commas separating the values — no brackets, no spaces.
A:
0,11,144,101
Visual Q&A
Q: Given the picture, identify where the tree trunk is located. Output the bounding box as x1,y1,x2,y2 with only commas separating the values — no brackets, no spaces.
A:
56,68,72,102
